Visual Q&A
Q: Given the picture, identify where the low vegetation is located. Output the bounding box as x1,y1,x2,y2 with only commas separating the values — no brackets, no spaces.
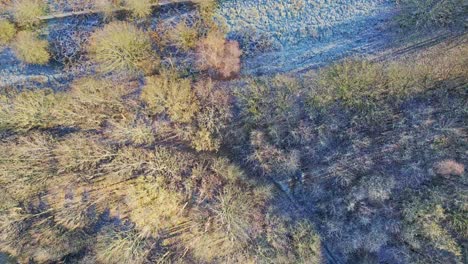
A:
396,0,466,29
0,1,466,263
88,21,156,74
125,0,154,18
196,30,242,79
0,20,16,45
12,31,50,64
10,0,47,28
229,42,467,263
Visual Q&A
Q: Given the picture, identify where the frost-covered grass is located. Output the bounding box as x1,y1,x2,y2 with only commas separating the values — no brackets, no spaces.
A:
219,0,392,49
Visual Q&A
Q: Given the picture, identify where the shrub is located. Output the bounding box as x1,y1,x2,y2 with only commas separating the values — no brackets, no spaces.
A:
105,115,155,146
164,19,200,51
141,72,199,123
96,227,152,264
51,186,99,231
54,134,114,175
190,79,232,151
10,0,46,28
0,132,55,202
0,89,69,131
403,201,462,257
291,220,322,263
125,177,187,238
88,21,155,74
249,131,300,181
125,0,153,18
396,0,465,29
0,20,16,45
235,75,301,144
67,77,132,129
185,184,266,262
310,59,385,109
102,146,156,183
196,30,242,79
434,160,465,177
95,0,117,19
12,31,50,64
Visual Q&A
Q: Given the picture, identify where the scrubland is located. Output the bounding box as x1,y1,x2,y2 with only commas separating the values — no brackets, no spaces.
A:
0,0,466,263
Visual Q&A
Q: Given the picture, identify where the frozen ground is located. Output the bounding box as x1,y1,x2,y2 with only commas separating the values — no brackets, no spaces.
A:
218,0,396,74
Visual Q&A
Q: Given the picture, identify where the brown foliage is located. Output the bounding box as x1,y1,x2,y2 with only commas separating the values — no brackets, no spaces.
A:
196,31,242,79
434,160,465,177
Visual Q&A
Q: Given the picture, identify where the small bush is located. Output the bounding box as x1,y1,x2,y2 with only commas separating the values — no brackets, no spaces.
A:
165,19,200,51
0,20,16,45
434,160,465,177
396,0,465,29
96,227,152,264
126,177,187,238
195,0,218,26
11,0,46,28
12,31,50,64
292,220,322,263
106,115,155,146
67,77,132,129
0,89,69,131
196,31,242,79
95,0,117,19
141,72,199,123
125,0,153,18
311,59,385,109
88,21,155,74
